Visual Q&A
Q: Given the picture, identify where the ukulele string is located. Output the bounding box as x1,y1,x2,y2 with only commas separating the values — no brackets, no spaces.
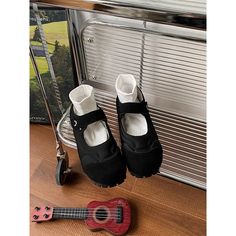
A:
53,208,129,219
53,208,124,210
53,209,126,214
52,211,130,219
53,211,128,216
53,213,128,218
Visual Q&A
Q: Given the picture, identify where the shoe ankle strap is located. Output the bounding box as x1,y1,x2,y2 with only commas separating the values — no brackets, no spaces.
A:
70,105,107,130
116,98,148,115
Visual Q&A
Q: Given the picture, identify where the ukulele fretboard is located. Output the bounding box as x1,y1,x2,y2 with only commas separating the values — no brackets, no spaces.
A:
53,208,88,220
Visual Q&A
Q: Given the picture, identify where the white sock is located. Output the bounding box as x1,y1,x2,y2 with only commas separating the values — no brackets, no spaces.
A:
116,74,148,136
69,85,109,146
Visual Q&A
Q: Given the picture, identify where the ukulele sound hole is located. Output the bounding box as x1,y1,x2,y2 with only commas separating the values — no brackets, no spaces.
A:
95,208,108,221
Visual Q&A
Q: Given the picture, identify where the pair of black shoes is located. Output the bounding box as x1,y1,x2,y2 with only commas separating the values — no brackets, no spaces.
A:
70,87,163,187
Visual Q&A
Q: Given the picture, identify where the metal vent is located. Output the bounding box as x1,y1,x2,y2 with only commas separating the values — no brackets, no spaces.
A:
83,24,206,118
83,26,143,85
81,23,206,188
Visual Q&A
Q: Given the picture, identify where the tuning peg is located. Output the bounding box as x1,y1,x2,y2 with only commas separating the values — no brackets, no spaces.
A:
43,214,49,219
45,206,50,211
35,207,40,211
33,215,39,220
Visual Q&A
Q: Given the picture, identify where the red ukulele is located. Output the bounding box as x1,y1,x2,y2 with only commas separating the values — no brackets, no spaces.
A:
31,198,131,236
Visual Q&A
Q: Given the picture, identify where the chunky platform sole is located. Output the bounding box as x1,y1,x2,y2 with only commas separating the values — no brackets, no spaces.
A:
93,177,126,188
129,167,160,178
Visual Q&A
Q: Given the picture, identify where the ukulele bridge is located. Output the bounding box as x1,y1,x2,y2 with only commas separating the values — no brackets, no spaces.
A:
116,206,123,224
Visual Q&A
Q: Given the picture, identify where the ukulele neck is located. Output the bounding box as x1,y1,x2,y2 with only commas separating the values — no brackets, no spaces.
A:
52,208,88,220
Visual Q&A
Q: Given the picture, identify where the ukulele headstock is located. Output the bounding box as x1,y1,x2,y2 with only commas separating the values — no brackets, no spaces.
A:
31,206,53,222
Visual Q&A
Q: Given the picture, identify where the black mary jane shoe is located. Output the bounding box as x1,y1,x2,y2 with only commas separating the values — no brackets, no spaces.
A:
116,89,163,178
70,105,126,187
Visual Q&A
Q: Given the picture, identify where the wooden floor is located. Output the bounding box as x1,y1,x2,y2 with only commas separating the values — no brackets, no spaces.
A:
30,124,206,236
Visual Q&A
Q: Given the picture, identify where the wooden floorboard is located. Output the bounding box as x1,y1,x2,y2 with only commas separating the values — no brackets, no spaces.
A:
30,124,206,235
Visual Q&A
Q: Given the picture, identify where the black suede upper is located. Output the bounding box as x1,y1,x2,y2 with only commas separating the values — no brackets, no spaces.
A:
70,105,126,186
116,88,163,177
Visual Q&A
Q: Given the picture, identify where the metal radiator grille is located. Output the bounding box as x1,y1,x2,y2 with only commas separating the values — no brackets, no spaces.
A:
81,23,206,188
83,26,143,85
142,34,206,120
83,24,206,117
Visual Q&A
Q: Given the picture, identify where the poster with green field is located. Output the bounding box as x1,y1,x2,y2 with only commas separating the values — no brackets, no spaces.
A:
30,9,74,123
